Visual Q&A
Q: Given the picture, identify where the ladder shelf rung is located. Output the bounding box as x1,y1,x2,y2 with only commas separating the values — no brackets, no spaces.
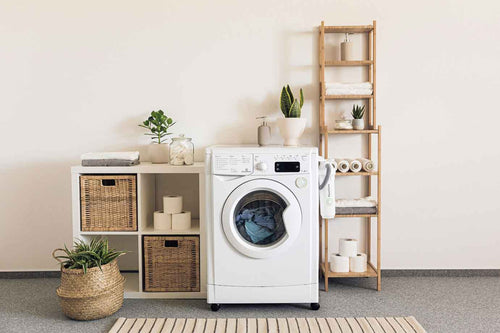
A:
324,25,373,33
325,60,373,66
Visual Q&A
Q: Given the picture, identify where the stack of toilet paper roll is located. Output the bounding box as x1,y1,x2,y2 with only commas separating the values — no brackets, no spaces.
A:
153,195,192,230
329,238,367,273
335,158,374,173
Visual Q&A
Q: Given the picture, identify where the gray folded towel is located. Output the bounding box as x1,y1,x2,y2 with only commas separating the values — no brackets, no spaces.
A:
336,207,377,215
81,159,140,167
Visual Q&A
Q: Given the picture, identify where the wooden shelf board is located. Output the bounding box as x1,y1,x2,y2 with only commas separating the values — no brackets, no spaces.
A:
336,171,378,176
325,95,373,100
324,25,373,33
321,262,378,278
326,128,379,134
325,60,373,66
141,219,200,235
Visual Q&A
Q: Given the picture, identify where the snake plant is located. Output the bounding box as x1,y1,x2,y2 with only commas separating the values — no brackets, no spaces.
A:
351,104,365,119
280,85,304,118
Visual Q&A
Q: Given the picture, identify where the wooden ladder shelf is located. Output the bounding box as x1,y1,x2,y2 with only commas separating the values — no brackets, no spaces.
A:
318,20,382,291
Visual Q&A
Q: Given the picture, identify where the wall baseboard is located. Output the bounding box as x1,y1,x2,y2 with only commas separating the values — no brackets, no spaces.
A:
382,269,499,277
0,269,498,279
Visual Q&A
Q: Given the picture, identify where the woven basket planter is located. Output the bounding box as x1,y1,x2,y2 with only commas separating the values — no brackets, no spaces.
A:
54,256,125,321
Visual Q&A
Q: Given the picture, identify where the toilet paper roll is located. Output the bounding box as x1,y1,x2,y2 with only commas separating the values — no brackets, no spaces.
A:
358,158,374,172
348,159,362,173
153,210,172,230
163,195,183,214
329,254,349,273
335,159,349,173
350,253,367,272
172,211,191,230
339,238,358,257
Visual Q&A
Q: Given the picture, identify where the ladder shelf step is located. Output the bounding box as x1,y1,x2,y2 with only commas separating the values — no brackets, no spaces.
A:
324,25,373,33
324,60,373,66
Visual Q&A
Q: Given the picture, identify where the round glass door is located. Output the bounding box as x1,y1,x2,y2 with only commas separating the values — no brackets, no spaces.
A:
222,179,302,259
234,190,287,246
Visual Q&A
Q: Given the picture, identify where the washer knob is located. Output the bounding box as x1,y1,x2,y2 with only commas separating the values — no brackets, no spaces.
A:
295,177,308,188
256,162,267,171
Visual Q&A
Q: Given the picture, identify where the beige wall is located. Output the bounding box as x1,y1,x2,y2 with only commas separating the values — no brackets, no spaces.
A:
1,0,499,270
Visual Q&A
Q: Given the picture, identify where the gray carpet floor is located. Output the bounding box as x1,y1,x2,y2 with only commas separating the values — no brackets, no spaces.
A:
0,276,499,333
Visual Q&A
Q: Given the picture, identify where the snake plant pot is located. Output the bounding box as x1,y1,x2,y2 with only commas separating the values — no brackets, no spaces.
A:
277,118,307,146
149,143,169,164
352,119,365,130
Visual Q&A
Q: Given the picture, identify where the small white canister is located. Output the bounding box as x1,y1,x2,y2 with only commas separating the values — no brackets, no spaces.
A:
169,134,194,165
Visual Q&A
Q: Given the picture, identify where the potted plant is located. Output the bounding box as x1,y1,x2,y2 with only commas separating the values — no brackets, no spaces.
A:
277,85,306,146
139,110,175,163
53,238,126,321
351,104,365,130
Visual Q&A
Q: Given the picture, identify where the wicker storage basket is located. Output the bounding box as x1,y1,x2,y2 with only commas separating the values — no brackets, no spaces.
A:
54,258,125,321
80,175,137,231
143,236,200,292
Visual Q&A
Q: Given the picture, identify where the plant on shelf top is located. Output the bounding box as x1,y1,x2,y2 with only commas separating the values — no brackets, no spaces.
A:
351,104,365,119
280,85,304,118
53,238,125,274
139,110,176,144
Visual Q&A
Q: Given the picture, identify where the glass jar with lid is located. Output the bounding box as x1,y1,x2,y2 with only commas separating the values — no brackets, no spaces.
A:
169,134,194,165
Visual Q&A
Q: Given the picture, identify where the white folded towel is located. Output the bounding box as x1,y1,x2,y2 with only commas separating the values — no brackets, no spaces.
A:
335,159,350,173
358,158,374,172
326,88,373,96
81,151,140,161
347,159,362,173
326,82,373,89
336,196,377,208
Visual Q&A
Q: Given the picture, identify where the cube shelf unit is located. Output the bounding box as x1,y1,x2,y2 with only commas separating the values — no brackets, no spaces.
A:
318,21,381,291
71,162,206,299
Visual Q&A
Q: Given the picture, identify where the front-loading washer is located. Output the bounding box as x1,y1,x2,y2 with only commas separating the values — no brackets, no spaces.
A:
205,146,319,311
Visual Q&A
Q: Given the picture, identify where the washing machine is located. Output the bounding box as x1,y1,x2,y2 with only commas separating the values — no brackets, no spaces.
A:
205,146,319,311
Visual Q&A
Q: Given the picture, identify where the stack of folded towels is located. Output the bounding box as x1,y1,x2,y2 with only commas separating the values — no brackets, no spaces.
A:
81,152,140,166
335,196,377,215
326,82,373,95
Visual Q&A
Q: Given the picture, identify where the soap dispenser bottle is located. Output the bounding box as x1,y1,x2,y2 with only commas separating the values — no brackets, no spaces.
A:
340,33,353,61
256,116,272,146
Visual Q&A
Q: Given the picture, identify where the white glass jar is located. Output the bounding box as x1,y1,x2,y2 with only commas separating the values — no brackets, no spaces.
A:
169,134,194,165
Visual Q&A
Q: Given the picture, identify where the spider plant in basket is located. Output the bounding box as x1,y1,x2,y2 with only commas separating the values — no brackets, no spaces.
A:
277,85,306,146
52,238,126,321
351,104,366,130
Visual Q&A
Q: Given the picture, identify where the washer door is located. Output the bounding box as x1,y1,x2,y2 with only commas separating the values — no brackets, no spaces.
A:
222,179,302,259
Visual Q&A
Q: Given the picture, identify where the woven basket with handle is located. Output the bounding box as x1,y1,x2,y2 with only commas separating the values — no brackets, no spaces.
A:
53,249,125,321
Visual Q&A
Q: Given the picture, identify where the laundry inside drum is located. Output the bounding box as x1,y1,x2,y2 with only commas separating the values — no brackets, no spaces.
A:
234,190,287,246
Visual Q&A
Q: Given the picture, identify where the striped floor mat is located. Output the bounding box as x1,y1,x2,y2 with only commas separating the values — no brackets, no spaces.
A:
109,317,426,333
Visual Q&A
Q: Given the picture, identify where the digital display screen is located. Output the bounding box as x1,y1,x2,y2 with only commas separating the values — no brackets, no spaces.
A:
275,162,300,173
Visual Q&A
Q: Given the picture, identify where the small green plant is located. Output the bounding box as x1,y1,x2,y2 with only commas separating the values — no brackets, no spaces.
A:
351,104,365,119
139,110,175,144
54,238,125,274
280,85,304,118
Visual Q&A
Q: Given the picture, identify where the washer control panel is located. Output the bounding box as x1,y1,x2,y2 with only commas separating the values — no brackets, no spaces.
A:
212,153,253,175
212,152,310,175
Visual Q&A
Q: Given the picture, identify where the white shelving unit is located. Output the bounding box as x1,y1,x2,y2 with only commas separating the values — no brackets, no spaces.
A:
71,162,207,299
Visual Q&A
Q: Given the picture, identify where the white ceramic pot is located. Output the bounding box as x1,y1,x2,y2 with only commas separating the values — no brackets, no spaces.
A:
352,119,365,130
149,143,169,164
277,118,307,146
